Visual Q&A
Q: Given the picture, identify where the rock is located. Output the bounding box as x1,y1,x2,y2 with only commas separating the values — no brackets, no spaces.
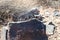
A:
49,22,55,26
46,24,55,35
1,27,7,40
44,11,50,17
9,19,48,40
53,10,60,16
18,8,40,21
12,13,19,22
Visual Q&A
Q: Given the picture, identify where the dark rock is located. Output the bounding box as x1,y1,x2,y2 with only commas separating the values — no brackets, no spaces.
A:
19,9,39,21
9,19,48,40
49,22,55,26
12,8,40,21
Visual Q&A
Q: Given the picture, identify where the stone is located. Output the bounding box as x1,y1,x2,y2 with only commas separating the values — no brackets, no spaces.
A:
46,24,55,35
53,10,60,16
9,19,48,40
1,27,7,40
44,11,50,17
18,8,40,21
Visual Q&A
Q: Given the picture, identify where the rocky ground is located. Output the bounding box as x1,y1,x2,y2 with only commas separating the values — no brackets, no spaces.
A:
40,7,60,40
0,0,60,40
